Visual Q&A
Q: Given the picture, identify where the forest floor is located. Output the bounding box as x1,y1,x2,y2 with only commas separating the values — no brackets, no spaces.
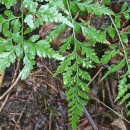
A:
0,57,129,130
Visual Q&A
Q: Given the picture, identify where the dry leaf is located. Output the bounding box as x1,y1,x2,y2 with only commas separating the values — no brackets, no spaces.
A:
0,71,5,88
111,118,127,130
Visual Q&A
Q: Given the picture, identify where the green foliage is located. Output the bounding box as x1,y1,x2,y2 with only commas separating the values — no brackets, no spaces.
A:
101,44,120,64
0,0,130,129
55,0,113,128
101,59,126,80
108,26,116,38
72,1,114,16
115,72,130,115
0,0,16,9
0,0,69,79
106,2,130,115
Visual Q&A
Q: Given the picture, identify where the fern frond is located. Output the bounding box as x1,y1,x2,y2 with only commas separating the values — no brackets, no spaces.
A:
59,35,74,53
0,51,16,72
35,40,63,60
23,0,73,33
101,59,126,80
80,25,106,43
120,93,130,104
54,53,75,76
115,72,130,115
46,24,67,43
108,26,116,39
115,73,128,102
0,0,16,9
75,1,114,16
78,68,91,81
101,44,120,64
20,54,35,80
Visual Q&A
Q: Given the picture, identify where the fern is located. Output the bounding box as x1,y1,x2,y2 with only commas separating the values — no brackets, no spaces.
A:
0,0,16,9
0,0,130,129
54,0,114,129
46,24,67,42
0,0,69,79
70,0,114,16
108,26,116,38
115,72,130,115
101,59,126,80
101,44,120,64
0,51,16,72
101,1,130,116
80,25,106,43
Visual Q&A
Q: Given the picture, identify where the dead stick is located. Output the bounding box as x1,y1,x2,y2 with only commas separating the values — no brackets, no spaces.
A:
12,59,20,83
0,93,10,112
83,106,98,130
0,71,22,100
87,67,103,86
105,79,114,108
42,79,58,93
14,92,33,130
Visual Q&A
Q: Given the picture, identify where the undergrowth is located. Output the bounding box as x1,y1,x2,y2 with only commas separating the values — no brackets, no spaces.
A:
0,0,130,129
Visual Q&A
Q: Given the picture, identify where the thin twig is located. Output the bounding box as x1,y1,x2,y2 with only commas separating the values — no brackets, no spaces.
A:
83,106,98,130
0,93,10,112
88,92,130,124
12,59,20,83
87,67,103,86
14,92,33,130
0,71,22,100
49,110,52,130
105,79,114,107
42,79,58,93
44,64,62,83
13,118,20,130
0,62,20,112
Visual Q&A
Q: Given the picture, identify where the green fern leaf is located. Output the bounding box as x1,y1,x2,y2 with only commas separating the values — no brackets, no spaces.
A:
101,59,126,80
126,101,130,108
78,68,91,81
23,42,36,58
121,2,127,12
81,45,99,63
115,15,121,29
108,26,116,38
15,45,24,58
76,2,114,16
80,25,106,43
59,35,73,53
82,58,94,69
78,91,89,99
35,40,63,60
23,0,38,13
77,79,89,92
0,51,16,72
54,53,75,76
46,24,66,43
120,93,130,104
24,15,35,29
115,73,128,102
67,85,86,130
101,44,120,64
121,33,128,44
0,0,16,9
11,19,21,33
21,54,35,80
37,4,73,28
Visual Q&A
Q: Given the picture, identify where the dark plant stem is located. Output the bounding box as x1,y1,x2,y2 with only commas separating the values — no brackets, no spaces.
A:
83,106,98,130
